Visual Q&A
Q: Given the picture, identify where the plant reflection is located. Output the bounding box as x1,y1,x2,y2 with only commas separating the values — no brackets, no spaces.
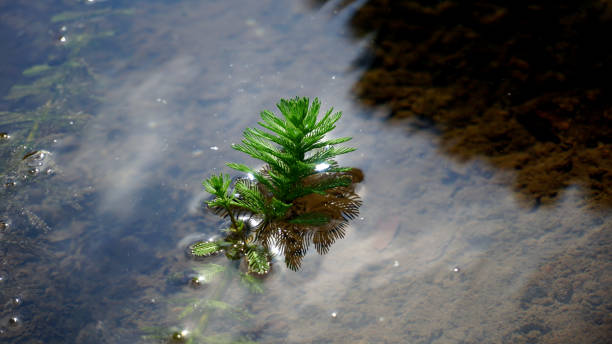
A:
195,168,363,272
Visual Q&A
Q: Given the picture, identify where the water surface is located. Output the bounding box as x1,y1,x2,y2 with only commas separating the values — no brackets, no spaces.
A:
0,1,610,343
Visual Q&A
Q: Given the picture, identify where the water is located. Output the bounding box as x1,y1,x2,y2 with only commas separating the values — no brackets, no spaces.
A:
1,0,611,343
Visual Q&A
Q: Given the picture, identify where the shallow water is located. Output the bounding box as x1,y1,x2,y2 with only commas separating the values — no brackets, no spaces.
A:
1,1,610,343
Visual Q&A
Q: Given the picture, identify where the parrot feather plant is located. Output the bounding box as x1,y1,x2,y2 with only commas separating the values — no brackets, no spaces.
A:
191,97,362,273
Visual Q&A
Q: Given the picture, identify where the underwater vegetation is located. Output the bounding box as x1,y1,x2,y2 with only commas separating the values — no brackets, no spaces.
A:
191,97,362,272
0,4,133,173
338,0,612,206
0,2,135,194
0,3,134,248
0,4,131,248
143,262,262,344
0,4,135,341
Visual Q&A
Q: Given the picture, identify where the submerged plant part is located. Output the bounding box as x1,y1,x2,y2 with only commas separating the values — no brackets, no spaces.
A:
143,261,262,344
192,97,362,271
147,262,251,342
0,3,131,252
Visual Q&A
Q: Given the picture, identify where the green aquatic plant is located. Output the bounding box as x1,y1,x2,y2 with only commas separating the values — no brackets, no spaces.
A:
1,3,131,159
192,97,362,271
228,96,356,202
143,262,262,344
164,97,362,343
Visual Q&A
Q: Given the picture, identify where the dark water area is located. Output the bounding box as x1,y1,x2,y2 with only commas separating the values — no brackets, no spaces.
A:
343,0,612,208
0,0,611,343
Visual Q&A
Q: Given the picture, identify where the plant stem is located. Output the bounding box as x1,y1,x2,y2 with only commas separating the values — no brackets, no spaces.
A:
227,207,240,231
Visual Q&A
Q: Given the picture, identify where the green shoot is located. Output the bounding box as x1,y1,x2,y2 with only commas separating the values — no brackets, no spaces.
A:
194,97,361,272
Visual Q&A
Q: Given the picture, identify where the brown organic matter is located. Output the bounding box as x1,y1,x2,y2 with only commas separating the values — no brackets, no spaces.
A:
344,0,612,207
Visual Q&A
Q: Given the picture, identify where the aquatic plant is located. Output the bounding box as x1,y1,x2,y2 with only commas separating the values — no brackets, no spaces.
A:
143,261,262,344
0,4,131,253
0,4,132,178
192,97,362,272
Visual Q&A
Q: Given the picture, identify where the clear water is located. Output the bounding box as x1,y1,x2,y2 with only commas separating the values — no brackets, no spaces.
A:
1,1,610,343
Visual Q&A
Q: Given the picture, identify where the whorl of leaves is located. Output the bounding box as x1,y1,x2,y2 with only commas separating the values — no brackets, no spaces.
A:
229,97,355,204
191,241,223,257
254,183,362,270
233,179,290,221
202,173,239,219
245,245,271,275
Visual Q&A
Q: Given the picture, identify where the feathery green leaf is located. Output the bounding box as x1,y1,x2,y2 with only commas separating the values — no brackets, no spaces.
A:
246,245,270,274
191,241,223,256
240,272,264,294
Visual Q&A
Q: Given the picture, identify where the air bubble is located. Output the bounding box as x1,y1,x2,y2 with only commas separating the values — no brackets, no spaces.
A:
171,330,188,341
32,151,45,160
8,316,19,326
189,277,202,288
4,178,16,188
452,267,460,272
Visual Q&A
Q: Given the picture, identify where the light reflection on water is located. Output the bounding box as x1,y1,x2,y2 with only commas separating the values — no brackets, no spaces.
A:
0,0,609,343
